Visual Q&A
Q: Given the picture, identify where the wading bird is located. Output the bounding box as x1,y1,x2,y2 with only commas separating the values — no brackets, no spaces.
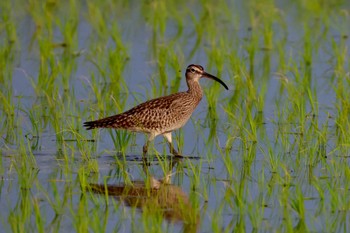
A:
84,64,228,156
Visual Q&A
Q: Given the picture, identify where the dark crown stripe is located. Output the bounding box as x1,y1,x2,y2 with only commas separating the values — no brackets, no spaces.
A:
186,64,204,71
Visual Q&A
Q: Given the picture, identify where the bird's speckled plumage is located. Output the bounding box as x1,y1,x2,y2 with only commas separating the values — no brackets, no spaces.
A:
84,91,200,134
84,64,228,156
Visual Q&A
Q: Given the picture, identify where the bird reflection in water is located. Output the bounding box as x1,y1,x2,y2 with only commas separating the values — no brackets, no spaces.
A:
88,158,199,232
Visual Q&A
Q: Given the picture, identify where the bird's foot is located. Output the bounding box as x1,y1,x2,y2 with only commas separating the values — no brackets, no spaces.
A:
171,148,183,157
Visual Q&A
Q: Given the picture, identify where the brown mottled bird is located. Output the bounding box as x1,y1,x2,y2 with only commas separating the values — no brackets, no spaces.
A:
83,64,228,156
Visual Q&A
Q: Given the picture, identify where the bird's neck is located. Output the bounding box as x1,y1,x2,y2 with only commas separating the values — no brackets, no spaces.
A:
186,79,203,101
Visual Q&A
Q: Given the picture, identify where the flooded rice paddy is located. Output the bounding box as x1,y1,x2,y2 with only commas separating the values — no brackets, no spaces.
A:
1,0,350,232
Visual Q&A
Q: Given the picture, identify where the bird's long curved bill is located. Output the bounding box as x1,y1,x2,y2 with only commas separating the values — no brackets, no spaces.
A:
203,72,229,90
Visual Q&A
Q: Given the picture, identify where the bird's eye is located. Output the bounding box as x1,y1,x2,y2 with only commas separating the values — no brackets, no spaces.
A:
190,68,195,73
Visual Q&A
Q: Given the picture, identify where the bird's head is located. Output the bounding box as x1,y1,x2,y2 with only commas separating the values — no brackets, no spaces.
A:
185,64,228,90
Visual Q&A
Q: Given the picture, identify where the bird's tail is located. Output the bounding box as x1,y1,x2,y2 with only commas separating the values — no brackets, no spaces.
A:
83,114,130,130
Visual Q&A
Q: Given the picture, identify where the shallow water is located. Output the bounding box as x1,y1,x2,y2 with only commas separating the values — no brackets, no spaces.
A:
1,0,350,232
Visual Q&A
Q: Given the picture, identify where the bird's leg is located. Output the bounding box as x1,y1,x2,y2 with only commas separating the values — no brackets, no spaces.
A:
162,132,182,157
143,133,155,157
162,157,181,184
142,143,148,156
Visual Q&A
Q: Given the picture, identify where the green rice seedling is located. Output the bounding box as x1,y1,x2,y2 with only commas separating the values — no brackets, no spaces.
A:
85,2,129,85
109,23,129,74
222,137,237,176
275,165,296,232
63,127,84,153
108,130,132,155
12,137,39,191
27,15,58,96
331,35,350,150
289,187,308,232
8,188,33,233
223,178,248,232
32,196,45,233
141,210,164,233
141,0,169,54
167,51,184,94
0,151,3,176
172,129,184,156
71,187,89,233
197,169,211,204
88,204,109,233
305,117,329,165
189,0,231,59
6,131,42,230
85,74,102,115
152,49,170,97
85,1,111,42
113,158,132,186
0,1,18,44
0,35,17,144
45,178,69,218
185,159,203,214
43,1,80,92
43,93,66,150
210,203,225,233
21,102,48,151
0,89,17,144
202,52,226,144
325,159,350,214
0,46,15,90
149,46,184,97
248,169,266,231
243,31,259,80
85,184,122,233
